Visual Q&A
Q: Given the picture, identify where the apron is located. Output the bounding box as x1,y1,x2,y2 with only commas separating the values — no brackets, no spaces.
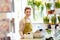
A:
23,18,32,34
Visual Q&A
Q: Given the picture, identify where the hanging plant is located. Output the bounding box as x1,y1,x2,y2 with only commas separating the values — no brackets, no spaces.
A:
27,0,36,19
27,0,44,20
27,0,34,8
34,1,41,9
34,1,44,18
40,4,44,17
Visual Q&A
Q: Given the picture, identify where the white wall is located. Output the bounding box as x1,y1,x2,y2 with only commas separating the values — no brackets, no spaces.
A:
7,0,27,40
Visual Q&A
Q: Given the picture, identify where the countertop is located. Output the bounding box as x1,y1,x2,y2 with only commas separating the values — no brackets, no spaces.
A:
21,39,42,40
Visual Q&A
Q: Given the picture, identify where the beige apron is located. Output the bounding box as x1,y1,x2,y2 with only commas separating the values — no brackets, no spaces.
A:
23,18,32,34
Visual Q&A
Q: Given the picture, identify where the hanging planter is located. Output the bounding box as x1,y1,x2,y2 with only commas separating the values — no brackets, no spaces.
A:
34,1,41,10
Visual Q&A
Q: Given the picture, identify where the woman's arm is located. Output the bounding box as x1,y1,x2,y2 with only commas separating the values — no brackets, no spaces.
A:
19,19,25,38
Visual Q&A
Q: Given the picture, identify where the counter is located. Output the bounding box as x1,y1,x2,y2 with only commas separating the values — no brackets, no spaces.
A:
21,39,42,40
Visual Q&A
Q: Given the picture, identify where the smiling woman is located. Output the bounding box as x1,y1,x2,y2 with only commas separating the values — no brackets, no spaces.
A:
19,7,33,39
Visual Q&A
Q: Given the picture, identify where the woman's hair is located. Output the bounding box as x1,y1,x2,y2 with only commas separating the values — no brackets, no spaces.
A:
24,7,31,12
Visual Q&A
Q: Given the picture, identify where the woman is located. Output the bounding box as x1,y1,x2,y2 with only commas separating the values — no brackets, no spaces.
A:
19,7,32,39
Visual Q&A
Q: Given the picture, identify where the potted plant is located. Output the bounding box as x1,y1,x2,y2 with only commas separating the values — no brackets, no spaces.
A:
51,15,56,24
27,0,44,20
55,2,60,8
45,3,51,9
46,29,52,34
43,16,49,24
58,16,60,23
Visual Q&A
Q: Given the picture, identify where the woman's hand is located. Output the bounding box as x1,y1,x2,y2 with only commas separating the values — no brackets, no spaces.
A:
20,31,24,39
21,35,24,39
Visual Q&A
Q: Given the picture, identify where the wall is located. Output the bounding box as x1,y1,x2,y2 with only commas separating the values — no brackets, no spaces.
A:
0,13,7,19
6,0,26,40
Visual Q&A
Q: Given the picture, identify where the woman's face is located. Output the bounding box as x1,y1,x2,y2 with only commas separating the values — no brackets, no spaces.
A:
25,9,31,17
